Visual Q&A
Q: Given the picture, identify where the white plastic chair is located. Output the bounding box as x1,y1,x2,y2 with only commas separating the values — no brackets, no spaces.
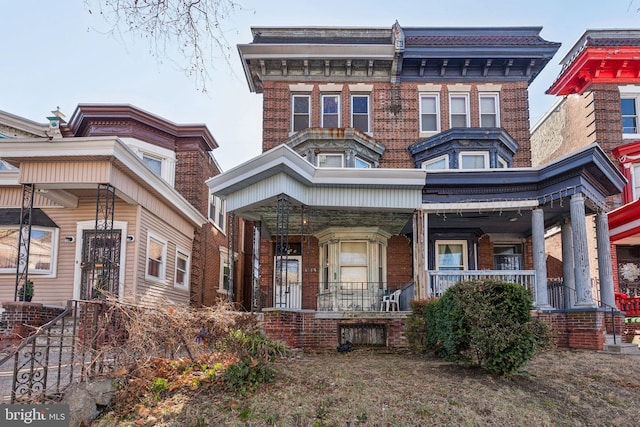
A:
380,289,401,311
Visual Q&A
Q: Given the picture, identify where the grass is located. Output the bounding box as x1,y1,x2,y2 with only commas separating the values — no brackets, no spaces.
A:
93,348,640,426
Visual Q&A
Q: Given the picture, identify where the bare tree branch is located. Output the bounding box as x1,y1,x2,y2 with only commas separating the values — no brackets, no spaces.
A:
84,0,244,92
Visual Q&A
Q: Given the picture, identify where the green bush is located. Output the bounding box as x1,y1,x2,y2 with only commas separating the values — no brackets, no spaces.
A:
423,280,552,375
406,299,431,352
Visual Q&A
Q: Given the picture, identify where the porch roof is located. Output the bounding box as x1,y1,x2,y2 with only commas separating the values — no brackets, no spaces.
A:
0,136,207,227
206,144,426,212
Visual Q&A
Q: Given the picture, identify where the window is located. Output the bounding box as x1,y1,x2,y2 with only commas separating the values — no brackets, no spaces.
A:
459,151,489,169
497,156,508,168
0,160,17,170
146,233,167,281
209,194,226,232
174,250,190,289
479,93,499,127
219,247,231,293
322,95,340,128
355,157,371,168
449,94,469,128
0,226,57,275
142,153,162,176
292,95,310,132
494,244,523,270
633,165,640,200
622,97,639,134
317,153,344,168
351,95,370,133
435,241,467,271
422,155,449,170
340,241,368,285
420,94,440,132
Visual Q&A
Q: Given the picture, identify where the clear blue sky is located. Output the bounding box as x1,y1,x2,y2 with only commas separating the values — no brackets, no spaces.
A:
2,0,640,170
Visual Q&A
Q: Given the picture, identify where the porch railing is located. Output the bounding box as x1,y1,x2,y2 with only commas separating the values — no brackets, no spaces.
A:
428,270,536,298
317,282,388,312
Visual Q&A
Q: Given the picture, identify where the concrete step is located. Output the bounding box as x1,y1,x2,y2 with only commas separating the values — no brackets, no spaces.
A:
602,343,640,354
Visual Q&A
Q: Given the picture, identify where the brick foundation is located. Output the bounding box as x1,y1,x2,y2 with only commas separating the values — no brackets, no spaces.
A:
261,309,408,351
534,308,609,350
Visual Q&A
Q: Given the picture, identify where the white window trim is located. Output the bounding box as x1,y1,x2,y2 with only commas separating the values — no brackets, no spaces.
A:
291,94,311,134
355,156,372,168
351,94,371,134
449,93,470,128
479,92,500,127
209,193,226,233
145,232,167,283
0,226,59,277
619,86,640,139
422,154,449,170
497,156,508,168
174,248,190,290
121,137,176,187
435,240,468,270
459,151,489,169
419,93,441,134
321,94,341,128
317,153,344,168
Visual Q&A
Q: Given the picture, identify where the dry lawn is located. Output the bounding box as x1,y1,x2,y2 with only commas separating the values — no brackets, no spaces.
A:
95,348,640,427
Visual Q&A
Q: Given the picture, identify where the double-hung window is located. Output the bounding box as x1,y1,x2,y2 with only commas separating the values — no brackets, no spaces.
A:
459,151,489,169
146,233,167,282
479,93,500,127
174,249,190,289
292,95,311,132
219,246,231,293
209,194,226,232
322,95,340,128
351,95,370,133
420,94,440,132
622,97,639,134
449,94,470,128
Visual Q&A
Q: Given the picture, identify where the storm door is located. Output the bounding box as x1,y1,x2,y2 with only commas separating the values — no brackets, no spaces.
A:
80,229,122,299
274,256,302,309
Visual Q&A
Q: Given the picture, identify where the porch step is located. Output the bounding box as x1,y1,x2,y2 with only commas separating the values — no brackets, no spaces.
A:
603,333,640,354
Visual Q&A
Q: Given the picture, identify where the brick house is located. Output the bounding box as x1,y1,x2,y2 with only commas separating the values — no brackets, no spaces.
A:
0,104,247,317
532,29,640,323
208,24,625,351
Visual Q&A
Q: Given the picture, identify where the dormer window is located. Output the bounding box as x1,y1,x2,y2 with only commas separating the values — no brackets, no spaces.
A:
422,155,449,170
355,157,371,168
142,153,162,176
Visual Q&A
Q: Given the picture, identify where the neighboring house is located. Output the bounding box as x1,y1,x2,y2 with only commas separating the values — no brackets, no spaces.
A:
531,30,640,317
208,23,625,351
0,104,246,311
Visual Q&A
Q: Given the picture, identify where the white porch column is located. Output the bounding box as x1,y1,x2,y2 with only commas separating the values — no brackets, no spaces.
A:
561,218,577,309
532,208,550,309
571,193,595,307
596,210,616,308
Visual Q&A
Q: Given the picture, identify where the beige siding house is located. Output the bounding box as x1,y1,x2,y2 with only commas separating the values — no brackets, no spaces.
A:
0,105,220,310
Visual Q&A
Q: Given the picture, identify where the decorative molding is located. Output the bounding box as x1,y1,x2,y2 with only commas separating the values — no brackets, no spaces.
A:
417,83,441,92
319,83,343,92
289,83,314,92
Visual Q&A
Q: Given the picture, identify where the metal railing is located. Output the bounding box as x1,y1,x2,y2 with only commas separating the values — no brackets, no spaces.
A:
0,300,125,404
428,270,535,298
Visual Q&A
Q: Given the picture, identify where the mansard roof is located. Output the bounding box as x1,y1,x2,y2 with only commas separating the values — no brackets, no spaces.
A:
548,29,640,96
238,24,560,92
62,104,218,152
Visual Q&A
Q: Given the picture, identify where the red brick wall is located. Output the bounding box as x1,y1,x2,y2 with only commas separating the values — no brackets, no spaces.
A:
0,302,65,349
387,235,412,289
262,81,531,167
535,309,606,350
477,235,493,270
261,310,409,351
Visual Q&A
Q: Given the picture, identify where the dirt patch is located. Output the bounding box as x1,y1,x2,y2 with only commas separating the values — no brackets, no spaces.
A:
94,348,640,426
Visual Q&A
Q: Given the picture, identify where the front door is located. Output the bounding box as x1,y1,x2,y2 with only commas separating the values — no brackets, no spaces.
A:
274,256,302,309
80,230,122,299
